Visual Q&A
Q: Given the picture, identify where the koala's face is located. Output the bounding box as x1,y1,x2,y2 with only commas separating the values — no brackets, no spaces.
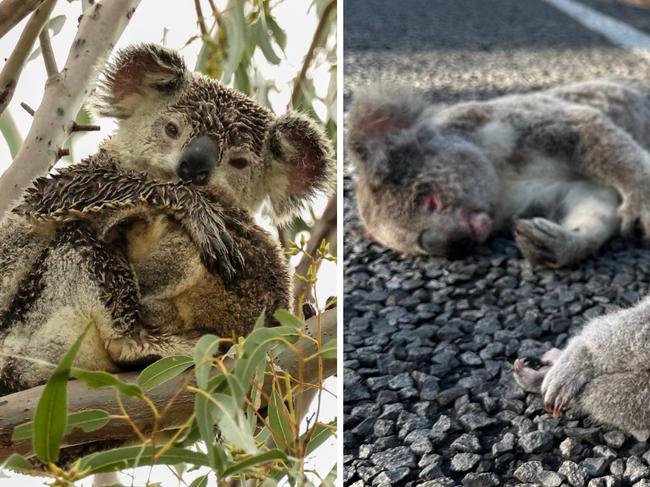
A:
97,44,333,222
349,90,499,257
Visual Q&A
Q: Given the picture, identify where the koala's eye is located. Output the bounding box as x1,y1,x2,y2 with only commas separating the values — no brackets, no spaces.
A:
424,193,442,212
229,157,249,170
165,121,180,139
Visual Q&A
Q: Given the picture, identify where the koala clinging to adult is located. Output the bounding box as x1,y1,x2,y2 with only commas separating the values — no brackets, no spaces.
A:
347,79,650,267
513,296,650,441
0,43,333,393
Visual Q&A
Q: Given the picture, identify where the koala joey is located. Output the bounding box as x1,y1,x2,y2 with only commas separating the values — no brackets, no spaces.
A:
0,44,333,393
348,79,650,267
513,296,650,441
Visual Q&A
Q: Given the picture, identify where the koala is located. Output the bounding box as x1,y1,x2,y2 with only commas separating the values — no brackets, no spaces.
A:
0,44,333,393
347,79,650,267
513,296,650,441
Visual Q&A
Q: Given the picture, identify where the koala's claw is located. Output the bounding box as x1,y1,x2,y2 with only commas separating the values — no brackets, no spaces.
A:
513,357,547,393
514,218,571,267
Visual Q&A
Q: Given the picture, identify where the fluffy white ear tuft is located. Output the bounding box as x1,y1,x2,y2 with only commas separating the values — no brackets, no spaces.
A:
263,112,334,223
94,43,188,119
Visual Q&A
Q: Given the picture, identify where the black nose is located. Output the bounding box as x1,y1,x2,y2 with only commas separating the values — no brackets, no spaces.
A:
177,136,220,185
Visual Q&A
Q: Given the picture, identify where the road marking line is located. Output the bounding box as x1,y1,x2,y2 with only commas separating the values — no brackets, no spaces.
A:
542,0,650,63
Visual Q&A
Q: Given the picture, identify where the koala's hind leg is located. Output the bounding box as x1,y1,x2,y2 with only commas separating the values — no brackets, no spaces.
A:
514,183,619,267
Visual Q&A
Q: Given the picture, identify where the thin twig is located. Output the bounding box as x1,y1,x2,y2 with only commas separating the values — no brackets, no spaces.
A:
38,24,58,77
193,0,208,36
0,0,47,39
71,121,100,132
289,0,336,110
20,102,35,116
0,0,57,115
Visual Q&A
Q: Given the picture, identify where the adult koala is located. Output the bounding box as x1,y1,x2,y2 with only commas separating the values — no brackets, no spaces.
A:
0,44,333,392
347,80,650,267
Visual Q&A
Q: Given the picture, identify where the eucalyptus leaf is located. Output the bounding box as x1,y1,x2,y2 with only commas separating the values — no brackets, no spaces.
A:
77,446,210,474
272,309,304,329
137,355,193,390
71,369,143,399
320,338,337,359
2,453,32,473
222,449,287,477
33,323,91,463
189,474,209,487
13,409,109,441
210,392,257,454
267,389,294,449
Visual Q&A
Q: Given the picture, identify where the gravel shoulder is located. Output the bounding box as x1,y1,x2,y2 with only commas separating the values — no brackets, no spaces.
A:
343,1,650,485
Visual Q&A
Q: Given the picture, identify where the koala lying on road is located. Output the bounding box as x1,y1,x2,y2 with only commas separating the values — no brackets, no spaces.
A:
513,296,650,441
348,79,650,267
0,44,333,393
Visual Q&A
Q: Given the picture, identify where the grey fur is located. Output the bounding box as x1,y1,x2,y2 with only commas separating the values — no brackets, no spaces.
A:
348,79,650,267
513,298,650,441
0,44,334,393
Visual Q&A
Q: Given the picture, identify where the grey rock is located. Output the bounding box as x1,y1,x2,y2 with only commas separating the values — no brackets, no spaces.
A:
560,437,583,458
583,457,609,477
538,470,565,487
514,461,543,483
625,456,650,482
450,453,481,472
462,472,500,487
518,431,554,453
451,433,482,453
603,431,626,449
458,413,497,431
492,432,515,456
610,458,626,476
417,479,455,487
370,446,416,469
559,460,588,487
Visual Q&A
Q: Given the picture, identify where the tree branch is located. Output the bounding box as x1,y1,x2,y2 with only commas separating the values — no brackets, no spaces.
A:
0,0,57,115
38,24,58,77
292,195,337,309
0,308,336,460
289,0,336,110
194,0,208,36
0,0,142,217
0,0,47,39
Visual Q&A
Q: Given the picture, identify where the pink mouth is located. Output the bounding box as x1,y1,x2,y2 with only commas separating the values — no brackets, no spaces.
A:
459,211,492,242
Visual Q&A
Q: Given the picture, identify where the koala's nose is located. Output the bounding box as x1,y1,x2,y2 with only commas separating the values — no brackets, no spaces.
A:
177,136,220,185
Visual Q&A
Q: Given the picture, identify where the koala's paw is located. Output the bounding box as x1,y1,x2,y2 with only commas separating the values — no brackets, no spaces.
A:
512,348,562,393
619,192,650,239
540,345,593,417
514,218,576,268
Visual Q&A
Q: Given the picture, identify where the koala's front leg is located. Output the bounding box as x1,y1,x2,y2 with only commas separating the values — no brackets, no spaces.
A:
16,160,245,281
538,108,650,238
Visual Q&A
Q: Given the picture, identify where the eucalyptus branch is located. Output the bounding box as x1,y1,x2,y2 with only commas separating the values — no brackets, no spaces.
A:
0,0,57,115
38,24,58,77
292,195,337,308
0,0,47,39
194,0,208,36
0,0,142,217
289,0,336,110
0,308,336,460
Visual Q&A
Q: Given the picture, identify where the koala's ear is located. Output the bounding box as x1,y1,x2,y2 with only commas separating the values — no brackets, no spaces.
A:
347,86,426,163
263,113,334,222
94,43,187,119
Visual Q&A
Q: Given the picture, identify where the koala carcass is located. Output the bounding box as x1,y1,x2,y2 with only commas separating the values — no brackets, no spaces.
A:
512,296,650,441
348,79,650,267
0,44,333,393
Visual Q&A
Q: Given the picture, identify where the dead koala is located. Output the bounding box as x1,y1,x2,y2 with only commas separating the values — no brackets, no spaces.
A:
0,44,333,392
348,79,650,267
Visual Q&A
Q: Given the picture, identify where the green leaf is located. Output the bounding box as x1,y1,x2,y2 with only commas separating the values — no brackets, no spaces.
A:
272,309,304,329
320,338,337,359
190,474,210,487
222,449,287,477
210,392,257,454
2,453,32,473
233,326,300,390
221,0,249,83
193,334,225,390
48,15,66,36
305,421,336,456
253,310,266,330
13,409,109,441
267,389,293,449
252,15,282,65
137,355,193,390
33,324,90,463
194,393,224,474
265,10,287,50
71,369,143,399
77,446,210,475
321,464,337,487
0,110,22,157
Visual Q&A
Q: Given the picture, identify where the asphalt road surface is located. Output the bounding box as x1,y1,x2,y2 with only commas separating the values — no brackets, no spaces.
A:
343,1,650,486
